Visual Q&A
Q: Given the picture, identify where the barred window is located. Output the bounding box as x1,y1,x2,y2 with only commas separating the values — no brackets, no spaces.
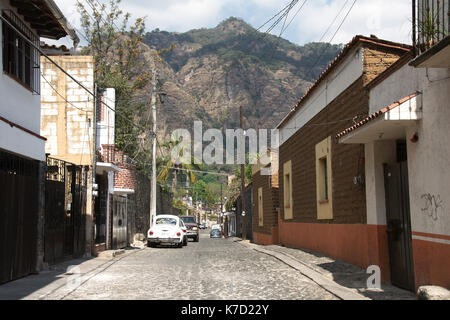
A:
1,10,40,94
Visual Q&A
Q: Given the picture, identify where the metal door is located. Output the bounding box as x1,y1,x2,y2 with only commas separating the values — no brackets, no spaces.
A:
0,152,39,284
112,196,127,249
44,180,66,265
384,161,415,291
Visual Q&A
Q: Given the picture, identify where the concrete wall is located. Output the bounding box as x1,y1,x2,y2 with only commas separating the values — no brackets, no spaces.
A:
97,88,116,149
0,1,45,161
368,62,450,288
40,55,96,256
365,141,397,226
406,69,450,288
40,56,95,166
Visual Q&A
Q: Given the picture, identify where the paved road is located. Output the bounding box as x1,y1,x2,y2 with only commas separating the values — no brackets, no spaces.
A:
0,231,339,300
56,231,337,300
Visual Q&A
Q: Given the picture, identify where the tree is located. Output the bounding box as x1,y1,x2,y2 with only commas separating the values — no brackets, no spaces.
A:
224,163,252,211
157,137,201,196
76,0,153,169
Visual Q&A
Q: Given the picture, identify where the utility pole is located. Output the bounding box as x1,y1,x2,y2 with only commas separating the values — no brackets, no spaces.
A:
240,106,247,241
150,68,157,230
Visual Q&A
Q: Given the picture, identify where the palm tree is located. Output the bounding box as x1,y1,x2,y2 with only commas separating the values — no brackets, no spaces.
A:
157,137,200,197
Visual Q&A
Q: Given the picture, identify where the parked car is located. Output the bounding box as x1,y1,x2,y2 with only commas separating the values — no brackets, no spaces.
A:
210,229,222,239
199,223,207,230
147,215,187,248
180,216,200,242
211,224,222,231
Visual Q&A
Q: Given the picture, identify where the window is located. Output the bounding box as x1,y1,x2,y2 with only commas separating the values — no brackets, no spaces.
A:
258,187,263,227
283,160,293,220
2,10,40,94
156,218,177,225
316,137,333,220
319,157,328,201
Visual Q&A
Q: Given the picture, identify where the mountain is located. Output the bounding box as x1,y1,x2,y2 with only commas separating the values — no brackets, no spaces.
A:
140,17,343,136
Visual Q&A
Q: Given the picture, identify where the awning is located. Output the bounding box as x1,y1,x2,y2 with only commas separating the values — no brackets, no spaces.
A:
96,162,120,174
337,93,422,144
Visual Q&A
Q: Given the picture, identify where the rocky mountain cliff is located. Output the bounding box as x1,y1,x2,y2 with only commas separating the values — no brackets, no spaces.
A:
140,17,342,137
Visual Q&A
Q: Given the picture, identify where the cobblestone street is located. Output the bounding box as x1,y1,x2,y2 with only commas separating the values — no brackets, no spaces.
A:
0,231,339,300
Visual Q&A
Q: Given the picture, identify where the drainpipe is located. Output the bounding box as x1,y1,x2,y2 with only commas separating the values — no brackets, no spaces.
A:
92,84,98,254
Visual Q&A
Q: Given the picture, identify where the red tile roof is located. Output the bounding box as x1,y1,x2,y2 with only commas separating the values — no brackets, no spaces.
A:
277,35,411,129
336,93,420,140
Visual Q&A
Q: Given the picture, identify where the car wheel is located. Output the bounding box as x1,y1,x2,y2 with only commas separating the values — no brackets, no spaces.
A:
183,237,188,246
178,242,183,248
195,235,199,242
148,241,155,248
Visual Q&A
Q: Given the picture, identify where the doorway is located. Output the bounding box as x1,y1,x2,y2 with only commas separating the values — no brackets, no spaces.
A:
383,141,415,291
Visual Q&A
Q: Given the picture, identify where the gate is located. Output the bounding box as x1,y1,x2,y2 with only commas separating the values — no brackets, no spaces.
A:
0,150,39,284
44,158,87,265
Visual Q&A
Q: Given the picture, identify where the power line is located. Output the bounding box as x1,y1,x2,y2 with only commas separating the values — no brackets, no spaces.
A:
268,0,308,62
41,72,93,164
256,0,299,33
305,0,358,80
281,0,309,35
0,14,153,136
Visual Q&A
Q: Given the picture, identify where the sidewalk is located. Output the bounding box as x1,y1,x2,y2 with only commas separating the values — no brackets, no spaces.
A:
0,247,141,300
234,239,417,300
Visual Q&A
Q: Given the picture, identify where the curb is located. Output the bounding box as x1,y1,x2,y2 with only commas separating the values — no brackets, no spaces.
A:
238,241,370,301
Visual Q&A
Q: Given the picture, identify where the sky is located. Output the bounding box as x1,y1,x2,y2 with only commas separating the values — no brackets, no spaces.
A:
51,0,413,48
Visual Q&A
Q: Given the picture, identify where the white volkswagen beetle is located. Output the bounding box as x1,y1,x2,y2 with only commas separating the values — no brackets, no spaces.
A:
147,215,187,248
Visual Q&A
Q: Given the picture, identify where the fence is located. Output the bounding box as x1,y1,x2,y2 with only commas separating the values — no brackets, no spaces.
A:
44,157,87,265
413,0,450,55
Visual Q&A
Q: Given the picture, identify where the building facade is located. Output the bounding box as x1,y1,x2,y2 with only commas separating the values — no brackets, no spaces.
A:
252,164,279,245
337,2,450,290
0,0,77,283
276,36,411,278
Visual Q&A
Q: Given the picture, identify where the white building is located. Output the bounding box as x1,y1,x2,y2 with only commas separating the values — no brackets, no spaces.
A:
0,0,78,284
338,22,450,290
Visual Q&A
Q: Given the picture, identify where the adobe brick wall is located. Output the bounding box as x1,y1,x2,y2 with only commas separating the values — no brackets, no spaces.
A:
363,47,404,85
278,46,405,226
252,169,279,236
276,44,406,274
279,77,368,225
236,185,253,240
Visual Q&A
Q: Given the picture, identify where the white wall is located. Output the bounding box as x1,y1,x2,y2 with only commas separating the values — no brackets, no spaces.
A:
406,69,450,237
368,63,450,237
365,141,397,225
280,46,364,145
0,0,45,161
369,65,425,114
97,88,116,149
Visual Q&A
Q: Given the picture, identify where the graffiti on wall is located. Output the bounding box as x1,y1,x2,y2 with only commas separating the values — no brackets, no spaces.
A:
421,194,444,221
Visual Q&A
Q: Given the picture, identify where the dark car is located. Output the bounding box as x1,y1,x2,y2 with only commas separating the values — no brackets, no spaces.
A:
180,216,199,242
210,229,222,239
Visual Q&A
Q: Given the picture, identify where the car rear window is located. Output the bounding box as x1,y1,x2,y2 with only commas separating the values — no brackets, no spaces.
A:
156,218,177,225
181,217,197,224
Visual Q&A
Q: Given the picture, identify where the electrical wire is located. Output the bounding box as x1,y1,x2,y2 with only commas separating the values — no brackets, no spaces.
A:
305,0,358,80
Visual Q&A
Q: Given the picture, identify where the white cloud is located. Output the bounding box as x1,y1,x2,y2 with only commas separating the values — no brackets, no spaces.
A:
50,0,412,47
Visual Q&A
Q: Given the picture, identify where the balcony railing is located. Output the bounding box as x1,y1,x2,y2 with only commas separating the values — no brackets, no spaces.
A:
413,0,450,56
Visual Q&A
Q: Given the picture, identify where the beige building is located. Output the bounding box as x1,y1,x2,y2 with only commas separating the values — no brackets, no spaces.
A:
40,55,98,255
41,55,95,166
